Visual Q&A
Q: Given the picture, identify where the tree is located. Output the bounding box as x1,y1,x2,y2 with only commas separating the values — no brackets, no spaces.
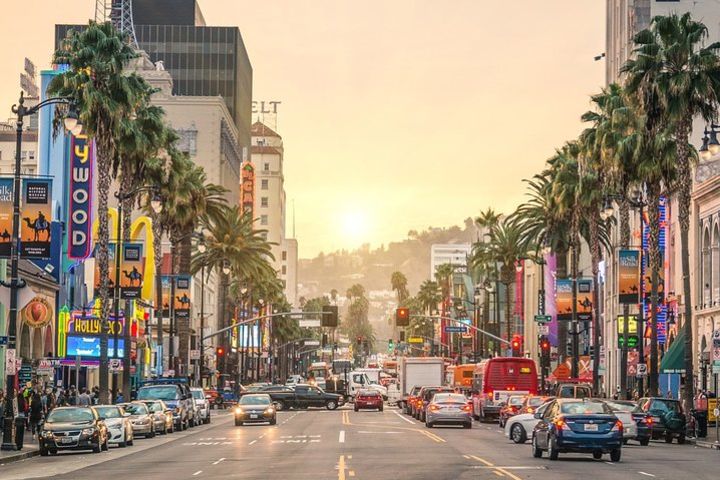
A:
49,22,149,404
623,12,720,409
390,271,409,304
343,284,374,360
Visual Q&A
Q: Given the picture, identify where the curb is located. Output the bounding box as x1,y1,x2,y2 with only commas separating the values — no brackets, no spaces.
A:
0,449,39,465
688,438,720,450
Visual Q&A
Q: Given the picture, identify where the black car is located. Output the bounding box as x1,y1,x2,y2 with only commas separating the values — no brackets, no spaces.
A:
40,407,109,455
635,397,687,444
266,384,344,410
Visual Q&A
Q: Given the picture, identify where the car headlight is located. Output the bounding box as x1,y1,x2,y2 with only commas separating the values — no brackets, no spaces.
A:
42,430,54,438
265,407,275,414
81,428,96,436
235,407,243,414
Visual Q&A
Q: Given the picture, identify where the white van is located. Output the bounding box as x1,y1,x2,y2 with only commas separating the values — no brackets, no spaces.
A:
348,371,388,400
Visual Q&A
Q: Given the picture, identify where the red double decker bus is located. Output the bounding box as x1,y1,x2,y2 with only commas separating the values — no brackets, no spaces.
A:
471,357,538,422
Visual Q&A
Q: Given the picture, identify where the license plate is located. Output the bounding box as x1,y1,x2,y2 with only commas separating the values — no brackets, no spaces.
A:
61,437,74,444
584,424,599,431
250,414,258,419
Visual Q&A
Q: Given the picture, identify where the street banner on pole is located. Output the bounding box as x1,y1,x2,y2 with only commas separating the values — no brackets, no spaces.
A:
556,279,572,321
120,243,144,299
67,134,94,259
20,178,52,258
618,249,641,304
94,243,117,297
161,276,171,317
174,275,191,318
577,278,593,321
0,177,13,257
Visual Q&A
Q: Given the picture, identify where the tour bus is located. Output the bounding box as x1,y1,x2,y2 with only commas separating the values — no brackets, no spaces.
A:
471,357,538,422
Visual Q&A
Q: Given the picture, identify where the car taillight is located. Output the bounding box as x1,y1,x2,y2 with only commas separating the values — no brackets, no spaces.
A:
461,404,472,412
487,391,493,399
645,415,654,426
612,420,623,432
527,408,534,413
429,405,440,412
554,419,570,431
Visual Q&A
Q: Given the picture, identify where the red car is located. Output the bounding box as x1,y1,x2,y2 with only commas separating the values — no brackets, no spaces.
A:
354,390,384,411
204,389,224,409
498,395,526,428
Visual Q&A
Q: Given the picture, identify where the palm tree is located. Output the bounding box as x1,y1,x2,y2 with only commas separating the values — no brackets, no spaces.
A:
417,280,441,315
49,22,148,403
390,271,410,304
622,12,720,409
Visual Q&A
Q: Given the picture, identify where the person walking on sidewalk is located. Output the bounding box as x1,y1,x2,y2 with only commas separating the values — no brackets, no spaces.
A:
29,392,43,439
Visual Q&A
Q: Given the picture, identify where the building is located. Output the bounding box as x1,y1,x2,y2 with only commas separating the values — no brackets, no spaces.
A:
430,244,471,280
251,121,299,306
0,123,37,176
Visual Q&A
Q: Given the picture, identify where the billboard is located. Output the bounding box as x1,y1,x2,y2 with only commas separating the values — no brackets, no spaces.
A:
576,278,593,321
20,178,52,258
66,336,124,358
174,275,191,318
68,134,94,259
94,243,117,295
120,243,144,299
618,249,641,304
0,178,12,257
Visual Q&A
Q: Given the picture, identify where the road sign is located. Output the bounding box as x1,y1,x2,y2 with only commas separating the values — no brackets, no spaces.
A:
189,350,200,360
408,336,424,344
0,336,8,346
636,363,647,377
618,335,639,348
444,326,468,333
290,308,303,320
109,359,122,371
712,363,720,375
304,340,320,346
299,319,321,328
537,325,549,335
5,348,16,374
534,315,552,324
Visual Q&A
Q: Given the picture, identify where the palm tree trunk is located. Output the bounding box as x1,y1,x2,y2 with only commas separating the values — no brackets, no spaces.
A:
590,213,601,395
96,125,113,405
505,280,513,352
647,183,661,397
619,193,631,398
120,174,134,401
152,214,164,372
675,117,695,415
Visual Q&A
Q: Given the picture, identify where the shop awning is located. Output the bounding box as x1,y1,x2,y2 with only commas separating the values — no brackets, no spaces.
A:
660,329,686,374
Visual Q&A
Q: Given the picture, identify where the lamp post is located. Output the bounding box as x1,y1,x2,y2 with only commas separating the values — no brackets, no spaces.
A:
698,123,720,162
196,237,207,386
2,93,80,450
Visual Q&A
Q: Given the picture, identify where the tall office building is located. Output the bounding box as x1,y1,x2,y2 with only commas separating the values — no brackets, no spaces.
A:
430,244,471,280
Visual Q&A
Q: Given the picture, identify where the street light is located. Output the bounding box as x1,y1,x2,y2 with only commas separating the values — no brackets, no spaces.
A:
222,259,231,275
699,124,720,162
2,92,80,451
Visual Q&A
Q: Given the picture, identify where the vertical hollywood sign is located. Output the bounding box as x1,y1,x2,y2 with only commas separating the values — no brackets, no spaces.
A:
241,162,255,217
68,135,94,259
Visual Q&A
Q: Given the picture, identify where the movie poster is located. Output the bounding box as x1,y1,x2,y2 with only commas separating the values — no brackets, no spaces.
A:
120,243,144,299
0,177,13,257
20,179,52,258
618,249,641,304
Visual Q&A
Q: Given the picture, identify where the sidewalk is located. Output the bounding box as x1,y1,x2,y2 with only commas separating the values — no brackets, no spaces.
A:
689,437,720,450
0,429,40,465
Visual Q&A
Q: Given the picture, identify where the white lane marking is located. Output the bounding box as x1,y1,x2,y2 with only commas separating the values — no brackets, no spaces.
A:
393,411,416,425
249,440,257,445
604,461,616,466
192,471,202,476
212,458,225,465
639,473,655,478
339,430,345,443
357,431,402,434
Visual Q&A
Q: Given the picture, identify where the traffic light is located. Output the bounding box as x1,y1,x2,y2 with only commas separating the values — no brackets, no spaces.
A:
395,307,410,327
322,305,339,327
356,336,363,346
388,339,394,352
216,346,225,357
511,335,522,357
540,336,550,367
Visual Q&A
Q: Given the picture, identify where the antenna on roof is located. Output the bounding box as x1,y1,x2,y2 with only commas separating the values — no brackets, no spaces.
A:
95,0,139,49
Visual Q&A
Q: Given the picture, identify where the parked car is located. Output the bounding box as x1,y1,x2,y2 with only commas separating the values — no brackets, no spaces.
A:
635,397,686,444
265,384,344,411
191,387,211,424
354,389,384,411
92,405,134,448
404,386,422,415
531,398,622,462
416,386,454,422
425,392,473,429
39,407,109,455
285,375,305,386
504,397,555,444
141,399,174,434
603,399,641,444
499,395,526,428
118,402,156,438
137,379,193,431
234,393,277,426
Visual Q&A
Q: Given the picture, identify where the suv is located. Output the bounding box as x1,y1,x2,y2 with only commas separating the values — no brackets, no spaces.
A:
555,383,593,399
415,386,455,422
137,379,193,431
191,387,211,425
635,397,686,444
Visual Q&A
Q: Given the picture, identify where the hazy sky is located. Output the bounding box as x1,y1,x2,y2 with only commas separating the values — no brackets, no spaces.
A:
0,0,606,258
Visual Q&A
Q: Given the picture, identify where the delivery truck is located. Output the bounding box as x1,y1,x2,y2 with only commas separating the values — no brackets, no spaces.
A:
397,357,445,411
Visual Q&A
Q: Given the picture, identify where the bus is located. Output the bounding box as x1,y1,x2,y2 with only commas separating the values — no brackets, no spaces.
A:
453,364,476,390
471,357,538,422
308,362,331,389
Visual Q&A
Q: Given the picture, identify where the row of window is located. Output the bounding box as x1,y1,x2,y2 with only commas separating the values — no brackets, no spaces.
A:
0,151,36,161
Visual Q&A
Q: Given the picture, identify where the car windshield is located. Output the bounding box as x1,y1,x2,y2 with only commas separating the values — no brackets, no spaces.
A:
146,402,163,412
560,401,609,415
94,406,122,419
359,390,377,396
508,396,524,406
434,394,467,404
528,397,545,407
137,386,179,401
123,403,149,415
606,400,635,412
191,390,204,399
411,387,421,395
239,395,271,405
47,408,94,423
651,399,681,413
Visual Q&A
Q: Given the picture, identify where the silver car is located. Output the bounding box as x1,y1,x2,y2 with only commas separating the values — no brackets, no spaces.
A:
425,393,473,429
93,405,134,448
604,399,639,442
119,402,155,438
191,387,211,425
142,400,174,434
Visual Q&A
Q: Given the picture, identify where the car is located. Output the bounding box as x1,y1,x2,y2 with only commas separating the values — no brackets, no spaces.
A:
531,398,623,462
635,397,686,444
285,375,305,386
234,393,277,426
603,399,640,444
519,395,554,415
416,386,454,422
188,396,202,427
354,389,383,411
204,389,225,409
93,405,134,448
137,379,193,431
555,383,593,399
245,383,272,392
404,386,422,415
425,392,473,429
499,395,526,428
191,387,211,424
141,399,175,434
265,384,344,411
504,397,555,444
118,402,156,438
39,407,109,455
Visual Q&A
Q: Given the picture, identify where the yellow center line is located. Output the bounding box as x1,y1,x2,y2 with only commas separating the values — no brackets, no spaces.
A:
468,455,523,480
338,455,346,480
493,471,505,477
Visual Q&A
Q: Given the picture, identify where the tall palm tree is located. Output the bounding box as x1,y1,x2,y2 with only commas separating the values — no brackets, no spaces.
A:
49,22,148,404
623,12,720,409
417,280,441,315
390,271,410,304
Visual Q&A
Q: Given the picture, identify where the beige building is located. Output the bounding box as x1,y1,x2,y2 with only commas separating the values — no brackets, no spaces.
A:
250,121,299,306
0,122,37,176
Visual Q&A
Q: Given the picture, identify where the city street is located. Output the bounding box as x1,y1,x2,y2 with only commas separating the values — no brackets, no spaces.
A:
1,406,717,480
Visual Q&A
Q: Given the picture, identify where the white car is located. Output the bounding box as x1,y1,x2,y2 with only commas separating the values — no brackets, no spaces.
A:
504,401,553,444
603,399,638,442
93,405,134,448
191,387,211,424
285,375,305,386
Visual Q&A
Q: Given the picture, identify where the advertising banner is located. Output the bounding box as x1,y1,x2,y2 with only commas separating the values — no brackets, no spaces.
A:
0,177,12,257
577,278,593,321
556,278,572,321
618,249,641,304
161,276,171,317
20,178,52,258
642,196,668,344
617,314,639,334
94,243,117,296
67,134,94,259
120,243,144,299
241,162,255,216
174,275,191,318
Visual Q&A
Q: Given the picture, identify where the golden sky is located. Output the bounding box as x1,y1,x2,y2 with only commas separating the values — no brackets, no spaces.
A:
0,0,605,258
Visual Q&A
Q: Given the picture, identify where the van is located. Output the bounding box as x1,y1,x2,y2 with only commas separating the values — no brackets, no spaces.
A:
555,383,593,399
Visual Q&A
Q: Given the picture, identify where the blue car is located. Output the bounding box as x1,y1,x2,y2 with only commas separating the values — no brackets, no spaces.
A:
531,398,623,462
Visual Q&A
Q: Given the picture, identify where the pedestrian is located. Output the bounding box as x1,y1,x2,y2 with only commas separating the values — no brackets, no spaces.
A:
16,392,27,429
29,393,43,439
78,389,91,407
92,386,100,405
115,391,124,403
56,389,67,407
68,386,77,406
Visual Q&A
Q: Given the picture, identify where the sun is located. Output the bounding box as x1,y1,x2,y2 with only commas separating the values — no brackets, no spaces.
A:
341,210,368,240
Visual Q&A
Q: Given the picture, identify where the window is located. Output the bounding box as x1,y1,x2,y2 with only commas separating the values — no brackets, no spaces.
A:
261,197,268,208
29,151,35,160
264,162,270,171
282,251,287,261
281,265,286,275
261,179,269,190
260,215,268,226
260,232,267,240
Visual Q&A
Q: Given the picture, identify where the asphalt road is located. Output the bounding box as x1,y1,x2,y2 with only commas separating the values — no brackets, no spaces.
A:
2,405,718,479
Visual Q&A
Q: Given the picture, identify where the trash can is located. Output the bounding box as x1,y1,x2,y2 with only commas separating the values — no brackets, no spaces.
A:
14,416,25,450
694,410,708,438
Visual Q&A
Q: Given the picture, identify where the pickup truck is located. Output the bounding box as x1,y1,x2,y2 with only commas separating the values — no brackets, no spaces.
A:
267,384,344,411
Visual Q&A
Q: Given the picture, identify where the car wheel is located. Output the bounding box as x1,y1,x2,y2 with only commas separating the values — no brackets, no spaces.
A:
610,448,621,462
149,427,156,438
273,401,285,411
532,435,542,458
548,435,559,461
40,445,49,456
425,420,433,428
49,449,58,456
511,423,527,444
379,405,384,412
326,401,338,410
464,422,472,429
592,451,602,460
270,417,277,426
235,418,242,426
119,433,127,448
623,438,628,445
354,406,359,412
677,434,686,444
639,437,650,446
665,433,673,443
92,442,101,454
